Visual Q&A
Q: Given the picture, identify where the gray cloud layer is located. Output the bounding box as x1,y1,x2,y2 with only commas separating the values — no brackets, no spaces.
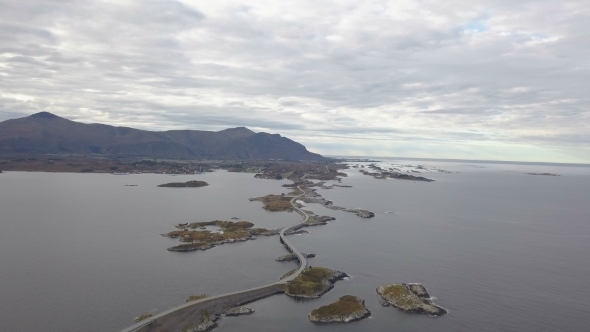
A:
0,0,589,162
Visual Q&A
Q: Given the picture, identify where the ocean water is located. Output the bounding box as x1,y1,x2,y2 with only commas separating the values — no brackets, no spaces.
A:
1,160,589,331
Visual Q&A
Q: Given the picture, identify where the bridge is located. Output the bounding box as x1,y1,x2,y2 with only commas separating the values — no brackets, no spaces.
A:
120,187,309,332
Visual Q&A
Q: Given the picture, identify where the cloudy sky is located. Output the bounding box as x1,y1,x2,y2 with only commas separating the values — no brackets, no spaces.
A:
1,0,589,162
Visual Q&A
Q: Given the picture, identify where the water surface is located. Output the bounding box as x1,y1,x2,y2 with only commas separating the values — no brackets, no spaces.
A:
1,161,589,332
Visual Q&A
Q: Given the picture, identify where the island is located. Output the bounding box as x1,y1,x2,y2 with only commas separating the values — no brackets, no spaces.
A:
158,180,209,188
163,220,269,252
249,194,295,212
281,267,348,298
376,283,446,316
527,173,559,176
308,295,370,323
163,220,306,252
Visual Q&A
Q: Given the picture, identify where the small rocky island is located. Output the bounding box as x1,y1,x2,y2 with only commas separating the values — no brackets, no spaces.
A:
163,220,306,252
164,220,268,252
282,267,348,298
377,283,446,316
158,180,208,187
527,172,559,176
308,295,370,323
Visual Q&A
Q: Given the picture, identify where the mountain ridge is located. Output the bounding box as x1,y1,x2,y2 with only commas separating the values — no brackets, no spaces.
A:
0,112,324,161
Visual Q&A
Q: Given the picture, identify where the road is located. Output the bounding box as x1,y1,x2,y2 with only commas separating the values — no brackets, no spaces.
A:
120,187,310,332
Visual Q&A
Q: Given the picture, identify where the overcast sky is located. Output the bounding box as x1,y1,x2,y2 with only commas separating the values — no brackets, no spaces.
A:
0,0,589,162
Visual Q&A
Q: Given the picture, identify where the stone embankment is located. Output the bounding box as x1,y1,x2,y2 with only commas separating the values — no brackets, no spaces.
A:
263,228,308,236
302,211,336,226
376,283,446,316
300,188,374,218
276,253,315,262
133,314,154,324
224,306,254,316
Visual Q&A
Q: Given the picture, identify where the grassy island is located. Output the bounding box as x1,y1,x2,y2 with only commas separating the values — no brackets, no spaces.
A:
309,295,370,323
377,283,446,316
250,194,294,212
282,267,347,298
158,180,208,187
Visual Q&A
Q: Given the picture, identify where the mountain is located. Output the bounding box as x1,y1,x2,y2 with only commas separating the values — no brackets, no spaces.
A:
0,112,325,161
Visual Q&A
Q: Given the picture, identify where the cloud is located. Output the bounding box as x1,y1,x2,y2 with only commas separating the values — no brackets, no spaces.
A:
0,0,589,162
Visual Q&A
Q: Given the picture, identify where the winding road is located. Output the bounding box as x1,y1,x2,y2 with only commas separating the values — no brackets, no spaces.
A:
120,187,310,332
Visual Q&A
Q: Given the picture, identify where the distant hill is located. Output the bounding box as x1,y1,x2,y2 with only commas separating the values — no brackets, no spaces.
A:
0,112,325,161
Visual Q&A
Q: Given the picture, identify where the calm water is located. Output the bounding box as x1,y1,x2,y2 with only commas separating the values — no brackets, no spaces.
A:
1,160,589,332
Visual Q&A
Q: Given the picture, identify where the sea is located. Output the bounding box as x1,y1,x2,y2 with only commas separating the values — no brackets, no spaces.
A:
0,158,589,332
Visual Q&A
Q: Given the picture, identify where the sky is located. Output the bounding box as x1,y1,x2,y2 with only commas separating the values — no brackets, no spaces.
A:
0,0,589,163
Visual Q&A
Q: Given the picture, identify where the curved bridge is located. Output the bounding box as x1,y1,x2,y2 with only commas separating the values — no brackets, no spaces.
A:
120,187,309,332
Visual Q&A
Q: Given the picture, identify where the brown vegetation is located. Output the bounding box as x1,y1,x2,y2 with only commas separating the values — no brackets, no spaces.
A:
251,194,294,212
164,220,270,252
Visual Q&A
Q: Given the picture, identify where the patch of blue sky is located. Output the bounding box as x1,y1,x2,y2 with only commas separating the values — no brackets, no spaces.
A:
463,21,488,33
